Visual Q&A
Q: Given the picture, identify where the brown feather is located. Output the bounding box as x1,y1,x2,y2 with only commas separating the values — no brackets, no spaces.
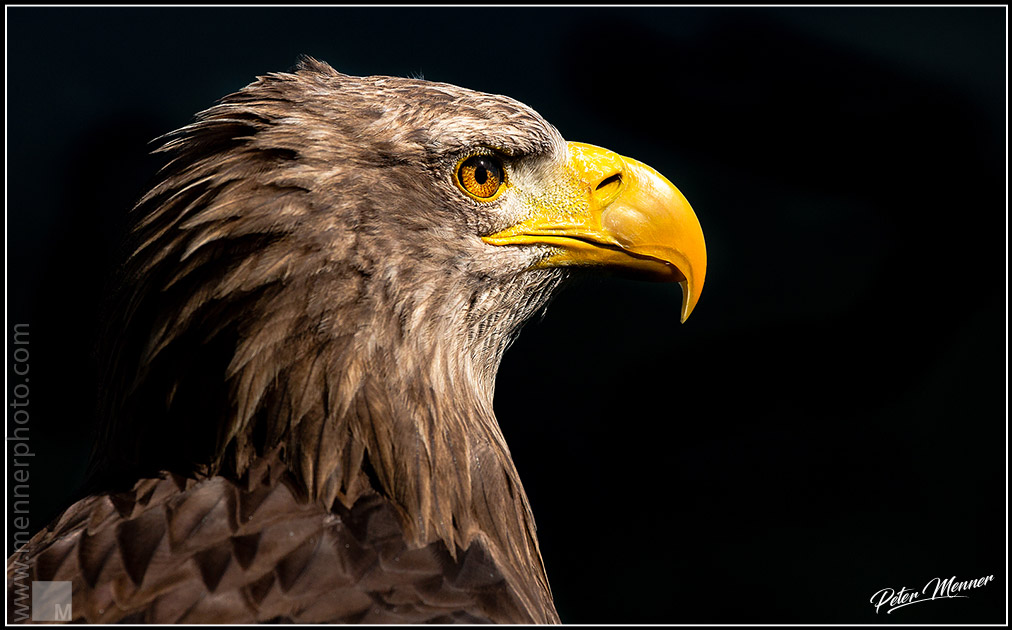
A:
9,453,542,622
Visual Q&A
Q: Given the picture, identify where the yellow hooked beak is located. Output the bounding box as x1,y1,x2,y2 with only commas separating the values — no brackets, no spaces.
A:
483,142,707,322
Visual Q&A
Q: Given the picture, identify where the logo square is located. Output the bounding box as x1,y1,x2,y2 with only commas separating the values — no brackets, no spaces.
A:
31,581,72,621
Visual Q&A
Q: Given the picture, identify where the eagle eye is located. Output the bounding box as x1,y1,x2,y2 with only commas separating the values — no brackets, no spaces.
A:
456,154,505,200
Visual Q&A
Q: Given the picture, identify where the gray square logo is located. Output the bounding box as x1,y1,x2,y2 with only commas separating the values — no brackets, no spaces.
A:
31,581,72,621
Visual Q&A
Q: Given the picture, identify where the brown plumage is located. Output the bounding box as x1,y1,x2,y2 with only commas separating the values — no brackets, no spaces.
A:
7,56,705,623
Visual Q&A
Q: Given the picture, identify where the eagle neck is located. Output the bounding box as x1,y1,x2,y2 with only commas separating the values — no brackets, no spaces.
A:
319,267,564,620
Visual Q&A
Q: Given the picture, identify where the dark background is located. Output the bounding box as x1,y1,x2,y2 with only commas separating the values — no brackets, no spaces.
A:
6,7,1005,624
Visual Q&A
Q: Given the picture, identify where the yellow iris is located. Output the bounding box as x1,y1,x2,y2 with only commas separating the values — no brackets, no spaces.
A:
456,155,505,200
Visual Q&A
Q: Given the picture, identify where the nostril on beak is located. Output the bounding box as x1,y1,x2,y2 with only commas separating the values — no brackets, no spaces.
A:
593,173,623,207
596,173,622,191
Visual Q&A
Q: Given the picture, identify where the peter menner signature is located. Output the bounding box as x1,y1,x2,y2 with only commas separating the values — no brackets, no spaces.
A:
870,574,995,614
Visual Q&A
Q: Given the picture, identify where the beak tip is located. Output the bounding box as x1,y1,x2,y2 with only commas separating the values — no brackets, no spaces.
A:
678,279,701,324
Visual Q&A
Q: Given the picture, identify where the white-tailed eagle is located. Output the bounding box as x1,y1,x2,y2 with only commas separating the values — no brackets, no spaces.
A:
7,57,705,624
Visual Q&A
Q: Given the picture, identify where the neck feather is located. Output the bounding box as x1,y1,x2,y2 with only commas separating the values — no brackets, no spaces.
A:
230,267,565,615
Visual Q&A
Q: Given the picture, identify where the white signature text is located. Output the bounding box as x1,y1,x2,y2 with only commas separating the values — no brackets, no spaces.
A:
870,574,994,614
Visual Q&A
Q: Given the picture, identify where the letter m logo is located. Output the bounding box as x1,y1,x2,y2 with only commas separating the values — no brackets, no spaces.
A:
54,603,72,621
31,581,72,621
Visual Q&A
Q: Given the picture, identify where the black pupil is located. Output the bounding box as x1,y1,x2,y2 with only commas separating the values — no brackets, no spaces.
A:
464,156,500,189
